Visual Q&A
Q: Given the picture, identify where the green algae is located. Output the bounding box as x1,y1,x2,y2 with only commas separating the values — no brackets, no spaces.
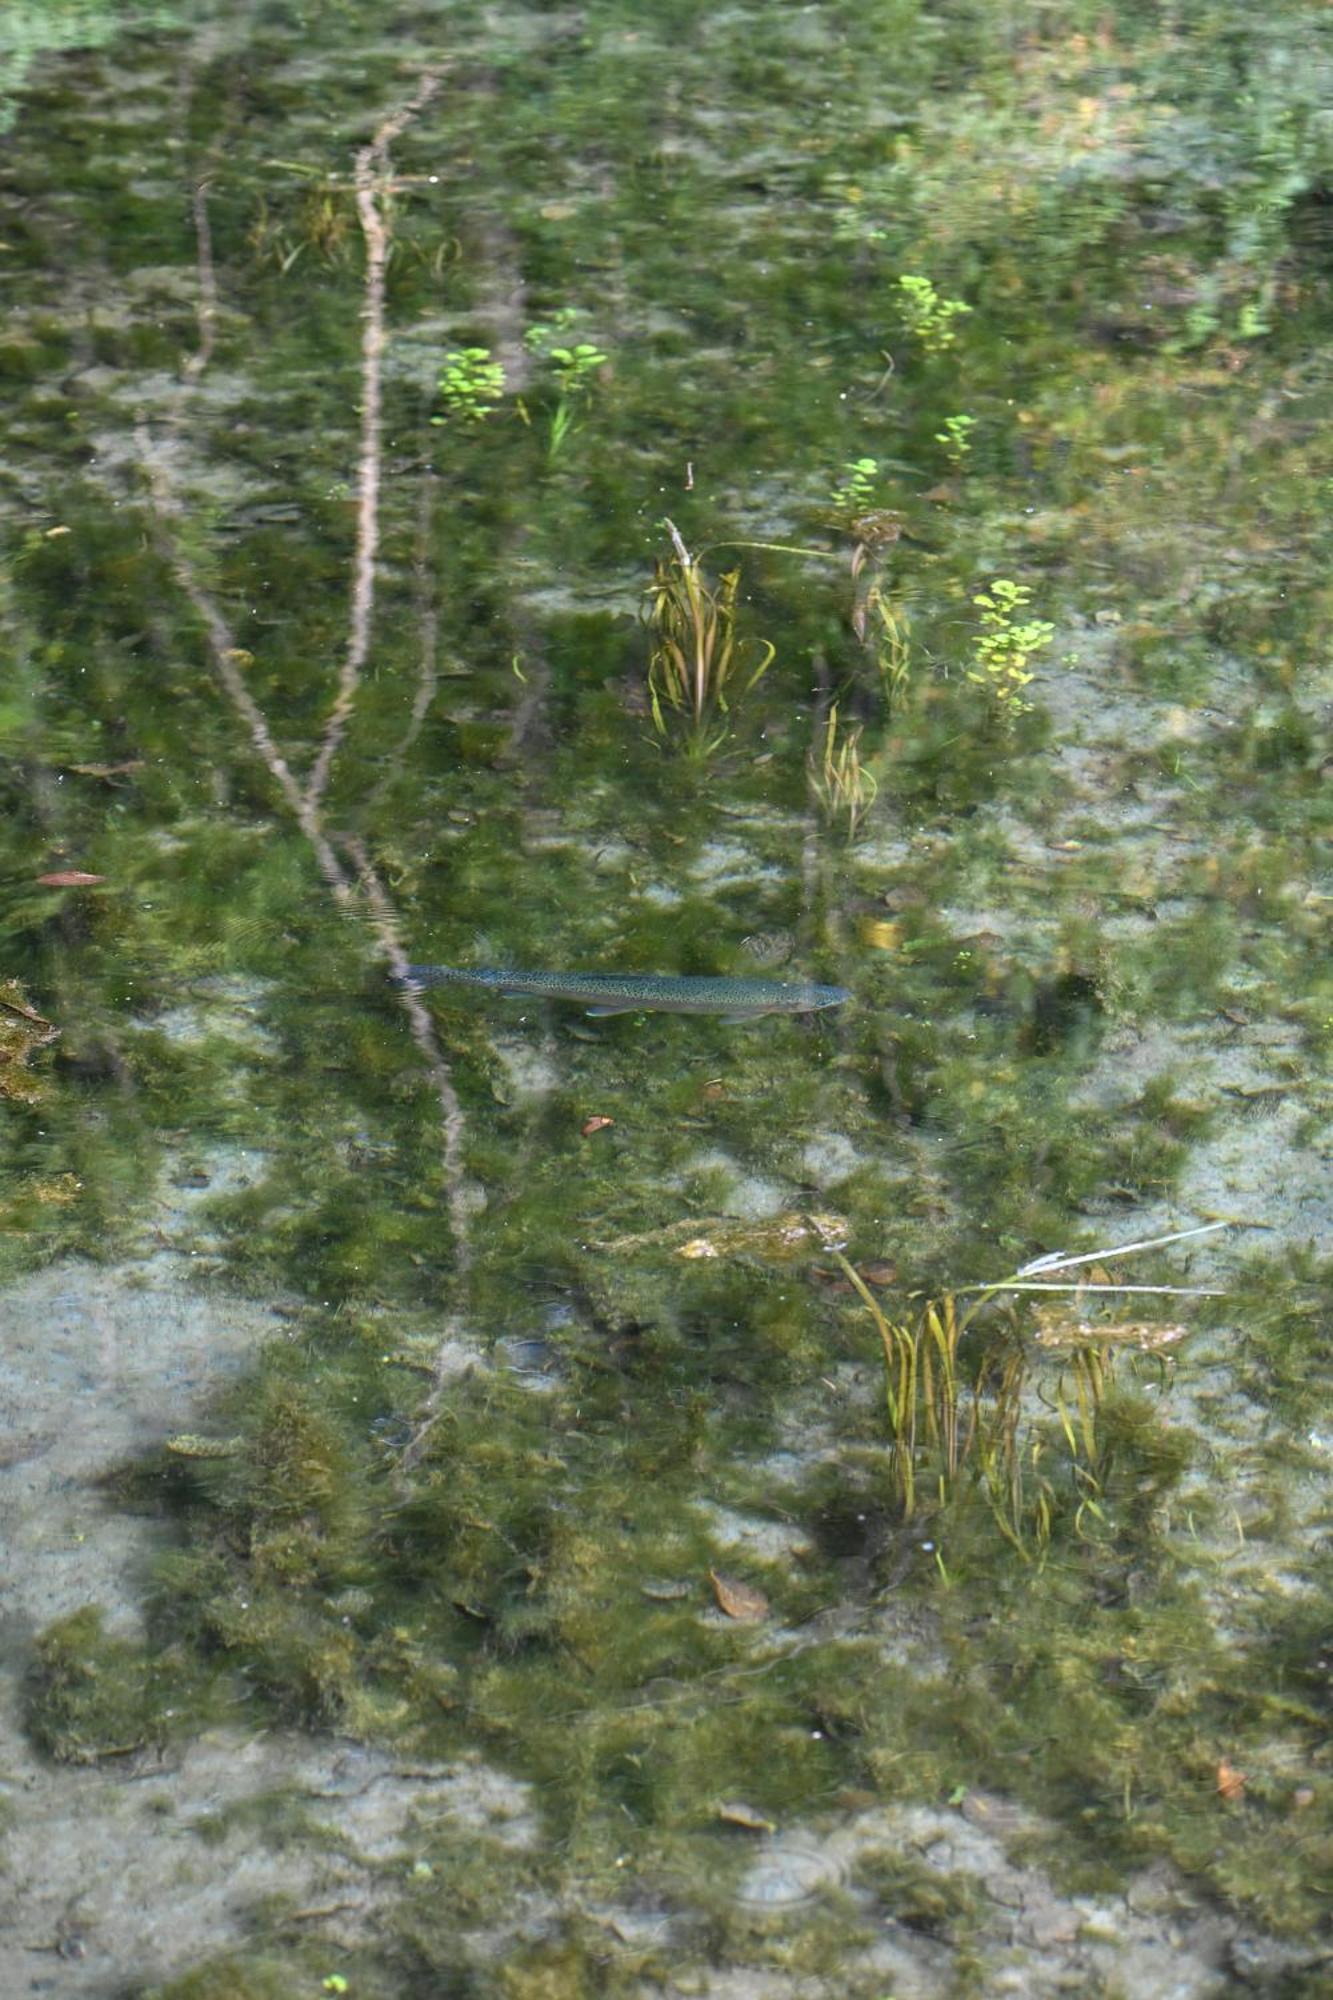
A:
1,0,1331,1991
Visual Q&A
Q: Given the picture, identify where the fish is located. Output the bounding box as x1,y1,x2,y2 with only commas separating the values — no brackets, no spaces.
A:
399,964,849,1021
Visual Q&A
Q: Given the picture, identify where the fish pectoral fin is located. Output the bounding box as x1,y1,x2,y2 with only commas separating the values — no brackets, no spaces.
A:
718,1010,769,1024
583,1004,638,1017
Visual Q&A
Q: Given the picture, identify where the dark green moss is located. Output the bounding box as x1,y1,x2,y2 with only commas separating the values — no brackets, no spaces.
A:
27,1607,162,1764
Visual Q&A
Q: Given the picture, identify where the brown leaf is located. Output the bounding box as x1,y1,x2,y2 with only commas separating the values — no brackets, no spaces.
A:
36,870,106,887
858,1259,898,1287
856,917,901,952
709,1570,770,1623
1216,1759,1246,1803
580,1115,615,1137
718,1801,776,1832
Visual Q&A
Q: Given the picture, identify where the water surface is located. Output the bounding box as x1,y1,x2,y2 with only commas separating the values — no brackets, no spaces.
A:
1,3,1330,1993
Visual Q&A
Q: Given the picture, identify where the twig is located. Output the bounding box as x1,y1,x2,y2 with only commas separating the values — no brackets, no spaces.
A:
964,1281,1226,1298
1015,1220,1234,1278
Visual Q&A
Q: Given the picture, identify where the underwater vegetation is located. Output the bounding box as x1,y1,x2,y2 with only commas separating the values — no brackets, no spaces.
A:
829,1224,1216,1556
642,520,776,756
3,0,1332,1991
0,980,58,1102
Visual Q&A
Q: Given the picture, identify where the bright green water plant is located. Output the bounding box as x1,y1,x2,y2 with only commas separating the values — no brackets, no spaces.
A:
524,311,608,460
896,273,971,354
830,455,880,517
432,346,506,425
935,412,976,463
643,519,774,755
968,578,1055,717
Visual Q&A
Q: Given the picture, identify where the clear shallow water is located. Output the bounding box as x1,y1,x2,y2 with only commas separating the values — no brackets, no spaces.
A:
1,3,1330,1994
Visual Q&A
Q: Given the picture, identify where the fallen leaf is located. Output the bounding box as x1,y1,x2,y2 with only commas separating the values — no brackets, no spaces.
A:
718,1801,776,1832
709,1570,770,1623
1216,1759,1246,1803
37,870,106,887
856,917,901,952
858,1259,898,1287
580,1115,615,1137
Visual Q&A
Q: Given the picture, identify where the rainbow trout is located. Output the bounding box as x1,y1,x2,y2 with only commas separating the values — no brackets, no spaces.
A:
401,964,849,1020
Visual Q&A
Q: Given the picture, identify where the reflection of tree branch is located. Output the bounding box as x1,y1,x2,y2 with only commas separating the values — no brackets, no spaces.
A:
365,463,441,816
183,176,218,386
341,834,471,1280
304,70,444,816
137,422,351,900
135,78,472,1293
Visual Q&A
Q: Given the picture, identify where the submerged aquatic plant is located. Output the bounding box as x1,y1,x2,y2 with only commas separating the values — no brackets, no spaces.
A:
833,1258,1121,1555
433,346,506,425
0,981,58,1102
808,703,877,841
643,520,775,755
935,412,977,463
247,174,358,273
830,456,880,517
829,1224,1225,1555
524,310,608,460
852,580,913,713
968,578,1055,717
835,491,912,713
896,273,972,355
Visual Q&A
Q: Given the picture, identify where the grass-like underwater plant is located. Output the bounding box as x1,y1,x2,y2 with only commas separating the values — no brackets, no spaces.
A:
829,1223,1227,1557
808,703,877,841
853,578,913,713
643,519,775,756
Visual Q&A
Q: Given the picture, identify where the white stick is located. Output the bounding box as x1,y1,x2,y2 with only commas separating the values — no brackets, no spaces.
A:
962,1281,1225,1297
1014,1220,1233,1278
